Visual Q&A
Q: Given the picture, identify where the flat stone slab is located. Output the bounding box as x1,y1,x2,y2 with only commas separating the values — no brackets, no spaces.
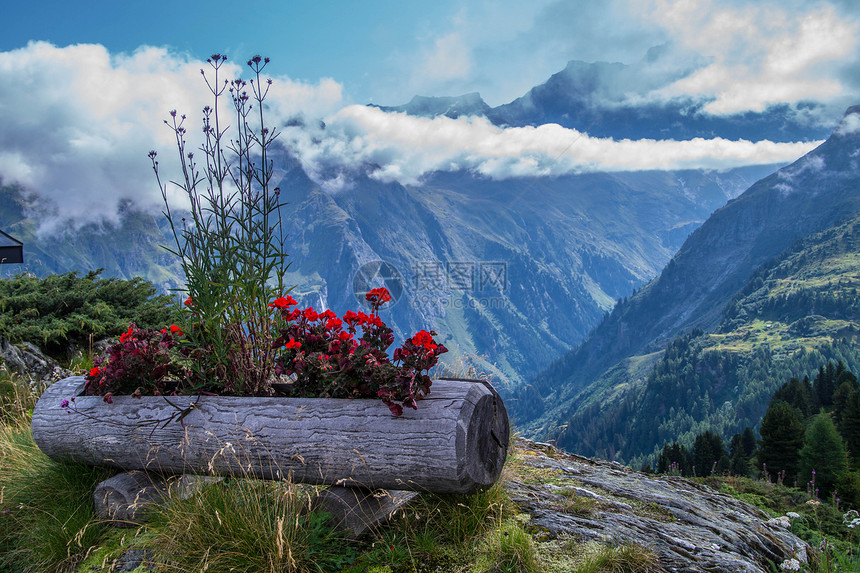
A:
315,486,419,537
95,471,221,526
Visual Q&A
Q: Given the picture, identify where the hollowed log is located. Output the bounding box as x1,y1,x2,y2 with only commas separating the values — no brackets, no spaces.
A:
32,376,509,494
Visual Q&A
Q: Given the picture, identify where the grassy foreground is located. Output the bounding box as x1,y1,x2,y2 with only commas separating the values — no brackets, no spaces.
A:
0,369,660,573
6,366,860,572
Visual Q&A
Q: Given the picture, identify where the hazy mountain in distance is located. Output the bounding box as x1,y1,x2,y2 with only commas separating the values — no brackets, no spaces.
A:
516,105,860,434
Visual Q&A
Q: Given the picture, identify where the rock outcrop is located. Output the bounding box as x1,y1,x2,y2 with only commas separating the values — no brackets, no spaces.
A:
0,339,71,384
506,439,808,573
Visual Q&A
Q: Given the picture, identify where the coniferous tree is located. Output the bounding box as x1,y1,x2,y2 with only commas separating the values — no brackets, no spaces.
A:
741,427,756,457
757,401,805,484
657,442,693,475
771,377,813,418
729,427,757,477
799,411,848,497
833,377,860,426
694,431,727,477
840,389,860,460
815,363,837,408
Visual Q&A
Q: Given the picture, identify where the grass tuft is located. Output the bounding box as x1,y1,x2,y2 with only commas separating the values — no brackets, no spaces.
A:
474,519,539,573
572,541,658,573
0,416,114,572
147,478,344,573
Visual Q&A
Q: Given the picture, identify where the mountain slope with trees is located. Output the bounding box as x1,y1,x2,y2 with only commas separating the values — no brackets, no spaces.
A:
515,105,860,426
528,207,860,466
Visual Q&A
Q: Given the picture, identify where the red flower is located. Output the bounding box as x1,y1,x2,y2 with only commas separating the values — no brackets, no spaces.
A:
170,325,184,335
119,326,134,343
285,338,301,349
366,287,391,304
303,308,318,321
184,297,194,307
338,331,352,342
344,310,363,326
325,317,343,330
89,366,101,378
320,309,337,321
269,295,298,309
412,330,437,351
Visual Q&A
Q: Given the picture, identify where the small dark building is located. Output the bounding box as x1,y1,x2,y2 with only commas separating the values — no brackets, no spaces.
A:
0,229,23,264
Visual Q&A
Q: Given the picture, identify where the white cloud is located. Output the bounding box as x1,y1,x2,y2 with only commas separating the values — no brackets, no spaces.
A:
0,42,344,235
836,108,860,134
285,105,819,186
644,0,859,113
419,32,472,84
0,41,829,234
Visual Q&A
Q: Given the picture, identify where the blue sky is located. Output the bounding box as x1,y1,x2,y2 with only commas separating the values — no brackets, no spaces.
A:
6,0,856,107
2,0,860,232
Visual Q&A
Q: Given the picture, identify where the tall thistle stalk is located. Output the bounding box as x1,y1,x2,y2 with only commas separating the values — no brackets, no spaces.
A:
149,54,289,395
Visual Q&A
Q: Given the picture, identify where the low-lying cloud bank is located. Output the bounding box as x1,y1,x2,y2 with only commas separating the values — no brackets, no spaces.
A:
0,42,825,233
286,106,820,188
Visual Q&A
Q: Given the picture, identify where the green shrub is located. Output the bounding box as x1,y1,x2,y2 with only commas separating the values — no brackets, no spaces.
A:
0,270,177,358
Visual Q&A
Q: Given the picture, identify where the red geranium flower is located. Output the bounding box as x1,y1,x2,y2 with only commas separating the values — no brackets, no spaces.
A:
269,295,298,309
303,308,318,321
325,317,342,330
170,325,184,335
119,326,134,343
89,366,101,378
285,338,301,349
343,310,361,325
412,330,437,351
320,309,337,321
365,287,391,304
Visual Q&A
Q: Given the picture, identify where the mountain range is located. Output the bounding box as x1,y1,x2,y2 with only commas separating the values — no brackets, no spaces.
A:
0,60,844,394
515,106,860,462
377,57,835,142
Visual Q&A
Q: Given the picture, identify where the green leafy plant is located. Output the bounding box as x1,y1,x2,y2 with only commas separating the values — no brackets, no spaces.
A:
149,54,289,396
84,323,187,399
139,54,450,410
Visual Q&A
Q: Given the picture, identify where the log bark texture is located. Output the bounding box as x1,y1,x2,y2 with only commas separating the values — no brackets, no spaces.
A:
32,376,509,493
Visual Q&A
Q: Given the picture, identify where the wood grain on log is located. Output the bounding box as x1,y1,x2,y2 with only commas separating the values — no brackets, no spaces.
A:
32,376,509,494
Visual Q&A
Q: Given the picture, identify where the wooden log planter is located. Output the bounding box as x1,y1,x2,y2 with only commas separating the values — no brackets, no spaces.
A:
32,376,509,494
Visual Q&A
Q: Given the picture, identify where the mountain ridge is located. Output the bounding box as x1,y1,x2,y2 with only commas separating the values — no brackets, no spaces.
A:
516,106,860,457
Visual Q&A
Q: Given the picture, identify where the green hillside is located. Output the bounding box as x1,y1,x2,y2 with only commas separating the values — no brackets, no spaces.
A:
541,213,860,466
514,109,860,424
